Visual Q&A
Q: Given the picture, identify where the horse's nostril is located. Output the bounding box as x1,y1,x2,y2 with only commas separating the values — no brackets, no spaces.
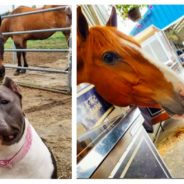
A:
179,87,184,97
178,91,184,106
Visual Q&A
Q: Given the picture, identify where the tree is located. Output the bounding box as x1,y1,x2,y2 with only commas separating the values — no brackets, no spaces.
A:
116,5,147,21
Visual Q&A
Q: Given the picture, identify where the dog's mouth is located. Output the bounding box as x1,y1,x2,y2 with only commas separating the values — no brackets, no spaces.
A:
0,119,26,145
3,132,19,143
0,129,21,145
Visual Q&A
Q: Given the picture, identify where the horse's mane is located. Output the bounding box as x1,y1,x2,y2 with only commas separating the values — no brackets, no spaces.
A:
11,5,53,14
11,6,31,14
11,5,67,15
42,5,65,9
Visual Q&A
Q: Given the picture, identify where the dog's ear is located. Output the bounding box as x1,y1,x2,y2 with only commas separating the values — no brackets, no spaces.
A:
3,77,22,99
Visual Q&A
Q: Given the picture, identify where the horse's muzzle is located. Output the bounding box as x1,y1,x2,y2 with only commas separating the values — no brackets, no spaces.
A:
161,90,184,117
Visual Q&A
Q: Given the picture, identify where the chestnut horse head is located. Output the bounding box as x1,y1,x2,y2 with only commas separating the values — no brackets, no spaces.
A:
77,6,184,117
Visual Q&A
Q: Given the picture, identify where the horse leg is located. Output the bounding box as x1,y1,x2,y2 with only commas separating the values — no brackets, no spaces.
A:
63,31,71,71
20,41,28,74
0,33,5,80
14,43,22,76
63,31,71,47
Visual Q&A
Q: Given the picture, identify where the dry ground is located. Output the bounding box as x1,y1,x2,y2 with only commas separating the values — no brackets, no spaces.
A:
3,52,72,179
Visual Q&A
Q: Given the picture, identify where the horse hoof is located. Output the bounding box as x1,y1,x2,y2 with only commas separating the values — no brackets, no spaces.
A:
14,71,20,76
20,69,26,74
65,67,69,71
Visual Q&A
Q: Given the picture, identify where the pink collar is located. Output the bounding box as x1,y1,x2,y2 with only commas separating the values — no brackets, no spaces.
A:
0,124,32,168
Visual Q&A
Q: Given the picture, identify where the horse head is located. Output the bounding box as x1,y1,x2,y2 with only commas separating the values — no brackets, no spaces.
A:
77,6,184,117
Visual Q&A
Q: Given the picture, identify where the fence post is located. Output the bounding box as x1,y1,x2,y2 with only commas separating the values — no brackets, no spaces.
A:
68,34,72,94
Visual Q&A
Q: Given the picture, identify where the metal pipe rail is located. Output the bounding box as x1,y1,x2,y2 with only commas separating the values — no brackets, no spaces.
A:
2,27,71,36
5,64,68,74
1,6,69,19
1,5,72,94
17,82,69,94
5,48,70,52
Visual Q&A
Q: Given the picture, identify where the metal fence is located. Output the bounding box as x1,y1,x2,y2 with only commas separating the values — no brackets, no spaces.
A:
1,5,72,94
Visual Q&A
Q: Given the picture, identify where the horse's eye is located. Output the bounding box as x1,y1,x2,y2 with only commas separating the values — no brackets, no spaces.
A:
0,100,9,105
103,52,119,65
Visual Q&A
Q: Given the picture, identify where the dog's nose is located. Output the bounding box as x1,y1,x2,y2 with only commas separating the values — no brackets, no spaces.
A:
0,121,9,135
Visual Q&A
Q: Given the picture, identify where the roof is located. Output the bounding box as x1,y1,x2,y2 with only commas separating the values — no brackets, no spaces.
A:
130,5,184,36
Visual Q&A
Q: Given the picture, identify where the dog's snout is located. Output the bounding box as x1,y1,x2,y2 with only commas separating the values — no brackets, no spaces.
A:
0,121,9,134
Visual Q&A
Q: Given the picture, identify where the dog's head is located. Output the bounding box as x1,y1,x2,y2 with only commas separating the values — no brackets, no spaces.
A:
0,77,25,145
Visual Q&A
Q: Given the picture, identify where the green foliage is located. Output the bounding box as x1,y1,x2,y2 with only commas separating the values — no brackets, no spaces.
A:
165,29,181,42
115,5,147,19
4,32,67,49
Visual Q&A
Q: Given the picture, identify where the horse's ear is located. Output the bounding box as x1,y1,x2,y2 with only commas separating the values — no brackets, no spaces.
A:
77,6,89,40
106,6,117,27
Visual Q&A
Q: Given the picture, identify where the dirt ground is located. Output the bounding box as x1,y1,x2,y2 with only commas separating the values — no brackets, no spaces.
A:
4,52,72,179
155,118,184,178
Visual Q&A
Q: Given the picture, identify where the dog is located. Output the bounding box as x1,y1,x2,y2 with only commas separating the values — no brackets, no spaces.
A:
0,77,57,178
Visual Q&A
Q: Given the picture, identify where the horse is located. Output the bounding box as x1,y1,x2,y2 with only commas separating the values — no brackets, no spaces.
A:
77,6,184,119
0,5,72,75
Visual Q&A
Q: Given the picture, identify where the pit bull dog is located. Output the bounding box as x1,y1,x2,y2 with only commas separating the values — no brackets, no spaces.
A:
0,77,57,178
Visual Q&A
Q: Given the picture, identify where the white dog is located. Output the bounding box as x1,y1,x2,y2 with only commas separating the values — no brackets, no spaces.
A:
0,77,57,178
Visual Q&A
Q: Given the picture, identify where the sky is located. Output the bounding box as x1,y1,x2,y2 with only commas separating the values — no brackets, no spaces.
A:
0,4,37,14
0,5,13,14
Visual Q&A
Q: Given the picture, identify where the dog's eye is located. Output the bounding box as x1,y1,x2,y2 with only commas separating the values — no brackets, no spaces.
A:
103,51,120,65
0,100,9,105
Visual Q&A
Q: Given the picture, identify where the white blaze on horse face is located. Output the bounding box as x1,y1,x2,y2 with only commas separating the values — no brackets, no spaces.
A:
120,39,184,94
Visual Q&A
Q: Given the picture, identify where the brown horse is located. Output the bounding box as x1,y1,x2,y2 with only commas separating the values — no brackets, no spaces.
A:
77,6,184,118
0,5,72,75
